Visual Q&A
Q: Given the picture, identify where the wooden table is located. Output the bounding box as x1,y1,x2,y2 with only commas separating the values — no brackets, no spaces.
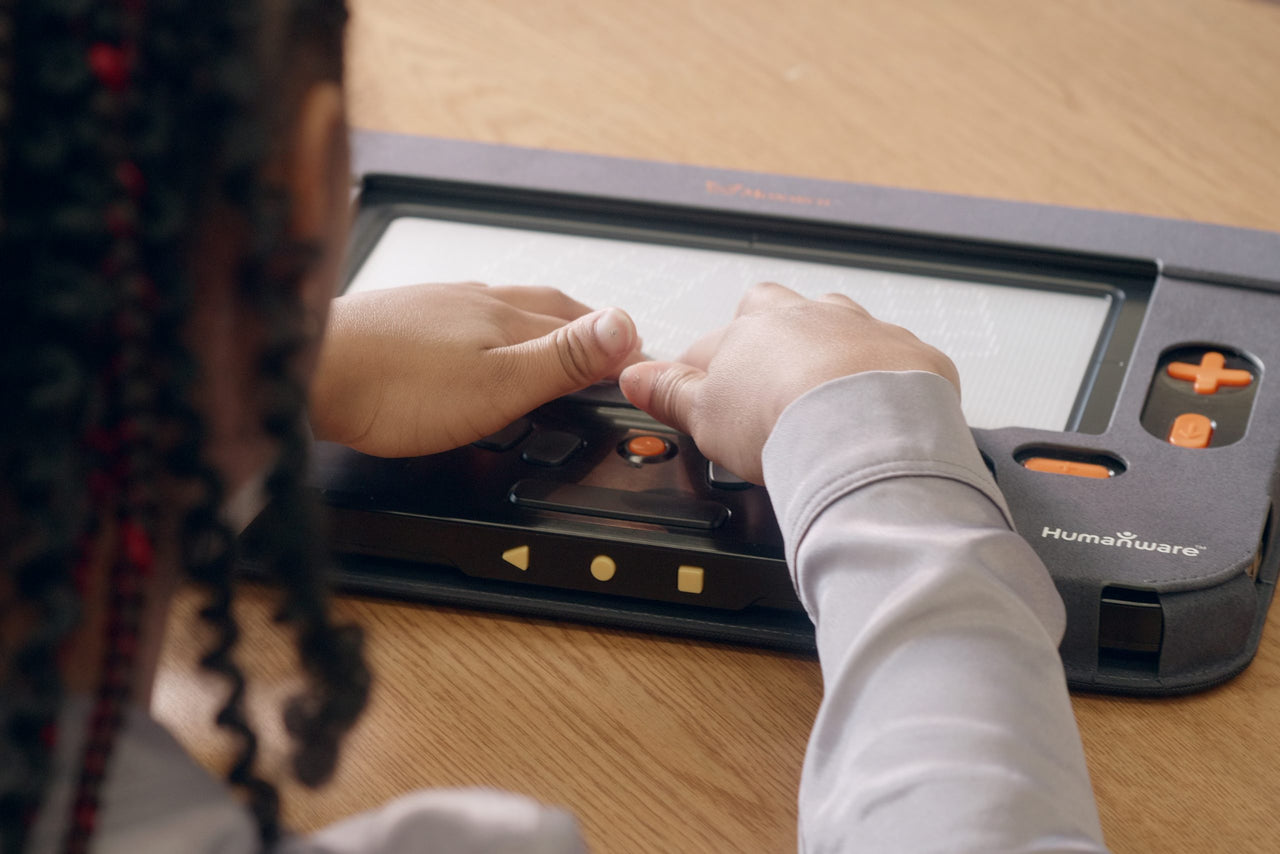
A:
156,2,1280,851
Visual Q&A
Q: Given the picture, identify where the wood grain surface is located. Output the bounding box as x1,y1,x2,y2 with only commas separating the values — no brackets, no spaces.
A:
156,2,1280,851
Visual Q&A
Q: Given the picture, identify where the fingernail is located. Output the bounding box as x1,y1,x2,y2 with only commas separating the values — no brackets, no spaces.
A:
594,308,633,356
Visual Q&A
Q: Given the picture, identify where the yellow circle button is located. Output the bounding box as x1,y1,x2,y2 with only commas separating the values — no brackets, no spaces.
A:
590,555,617,581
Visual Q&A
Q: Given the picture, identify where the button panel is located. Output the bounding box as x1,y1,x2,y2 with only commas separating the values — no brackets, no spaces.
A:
510,479,730,529
1140,346,1259,449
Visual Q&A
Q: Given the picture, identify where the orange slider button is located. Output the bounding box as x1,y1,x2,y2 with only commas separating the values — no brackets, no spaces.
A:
1022,457,1113,479
1168,413,1213,449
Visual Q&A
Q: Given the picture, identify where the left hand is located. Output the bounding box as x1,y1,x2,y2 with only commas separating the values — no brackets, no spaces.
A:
309,282,642,457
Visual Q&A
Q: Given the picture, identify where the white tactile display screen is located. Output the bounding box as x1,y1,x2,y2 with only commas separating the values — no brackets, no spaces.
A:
348,216,1114,431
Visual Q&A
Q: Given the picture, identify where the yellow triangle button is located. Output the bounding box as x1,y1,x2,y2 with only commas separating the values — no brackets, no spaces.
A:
502,545,530,571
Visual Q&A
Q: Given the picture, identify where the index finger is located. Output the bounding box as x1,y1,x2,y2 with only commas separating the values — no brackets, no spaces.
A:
734,281,806,317
817,292,871,314
487,284,597,321
675,325,728,372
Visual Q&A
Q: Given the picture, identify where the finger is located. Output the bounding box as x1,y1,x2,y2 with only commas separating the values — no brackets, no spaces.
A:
817,291,869,312
619,360,705,436
486,285,596,321
675,325,728,371
472,292,605,346
496,307,639,400
496,308,605,347
602,343,649,380
735,281,805,317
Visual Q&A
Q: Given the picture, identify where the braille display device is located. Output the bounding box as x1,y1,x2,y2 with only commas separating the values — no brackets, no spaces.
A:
244,130,1280,696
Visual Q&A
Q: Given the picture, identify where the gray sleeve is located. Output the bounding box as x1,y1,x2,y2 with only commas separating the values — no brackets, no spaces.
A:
762,371,1108,854
280,788,588,854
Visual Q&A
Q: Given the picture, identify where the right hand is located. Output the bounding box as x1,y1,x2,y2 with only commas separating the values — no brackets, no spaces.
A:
619,282,960,484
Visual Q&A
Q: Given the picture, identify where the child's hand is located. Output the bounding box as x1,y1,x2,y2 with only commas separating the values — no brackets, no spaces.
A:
310,282,642,457
619,282,959,484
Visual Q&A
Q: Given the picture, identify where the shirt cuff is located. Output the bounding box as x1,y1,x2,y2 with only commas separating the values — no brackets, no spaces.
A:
762,370,1012,570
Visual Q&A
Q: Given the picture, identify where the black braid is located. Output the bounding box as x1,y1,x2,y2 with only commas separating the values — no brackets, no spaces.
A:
236,0,370,796
55,4,170,852
250,260,370,789
1,2,117,849
1,1,362,852
141,2,290,843
0,0,11,208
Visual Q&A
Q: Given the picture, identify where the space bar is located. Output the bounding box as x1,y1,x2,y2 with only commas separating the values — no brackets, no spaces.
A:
509,480,729,530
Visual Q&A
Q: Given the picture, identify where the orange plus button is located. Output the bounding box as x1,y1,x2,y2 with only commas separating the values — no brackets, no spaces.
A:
1166,351,1253,395
1168,412,1214,448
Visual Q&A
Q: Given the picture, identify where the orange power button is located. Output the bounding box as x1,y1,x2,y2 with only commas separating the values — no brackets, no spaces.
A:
1168,413,1213,448
626,435,669,458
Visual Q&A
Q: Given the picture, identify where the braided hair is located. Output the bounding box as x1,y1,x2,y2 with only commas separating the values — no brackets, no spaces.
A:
0,2,367,852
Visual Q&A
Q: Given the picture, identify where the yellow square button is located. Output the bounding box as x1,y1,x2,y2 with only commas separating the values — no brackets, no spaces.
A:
677,565,704,595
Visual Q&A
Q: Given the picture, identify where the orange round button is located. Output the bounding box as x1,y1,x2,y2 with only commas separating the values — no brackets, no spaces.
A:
626,435,669,458
1169,412,1213,449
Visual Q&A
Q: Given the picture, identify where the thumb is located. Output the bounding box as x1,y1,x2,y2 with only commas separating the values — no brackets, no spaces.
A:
619,360,705,436
503,307,639,399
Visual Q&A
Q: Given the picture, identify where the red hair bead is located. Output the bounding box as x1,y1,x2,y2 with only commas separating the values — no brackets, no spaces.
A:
73,802,97,834
120,520,154,572
116,161,145,196
88,44,130,92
